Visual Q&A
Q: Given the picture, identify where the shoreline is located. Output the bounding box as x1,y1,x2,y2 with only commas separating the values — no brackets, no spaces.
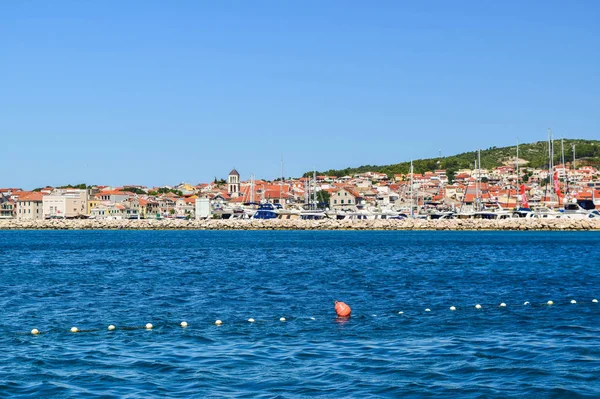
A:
1,219,599,231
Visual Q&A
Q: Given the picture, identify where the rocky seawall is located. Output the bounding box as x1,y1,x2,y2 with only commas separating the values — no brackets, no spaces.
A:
1,219,599,231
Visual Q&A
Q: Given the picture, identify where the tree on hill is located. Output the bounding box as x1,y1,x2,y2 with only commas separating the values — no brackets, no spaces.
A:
213,177,226,186
57,183,90,190
148,188,183,196
123,187,147,195
304,139,600,181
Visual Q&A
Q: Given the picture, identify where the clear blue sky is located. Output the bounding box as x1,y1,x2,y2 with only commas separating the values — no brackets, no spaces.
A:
2,1,599,189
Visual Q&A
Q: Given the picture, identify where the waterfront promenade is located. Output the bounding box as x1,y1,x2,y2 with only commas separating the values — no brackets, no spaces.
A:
1,218,599,231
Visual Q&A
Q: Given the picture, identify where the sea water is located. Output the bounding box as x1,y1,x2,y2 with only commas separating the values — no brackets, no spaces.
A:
0,230,598,398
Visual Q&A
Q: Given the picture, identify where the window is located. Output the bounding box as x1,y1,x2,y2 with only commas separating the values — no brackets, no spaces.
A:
344,192,347,196
341,200,344,204
337,192,340,196
334,200,337,204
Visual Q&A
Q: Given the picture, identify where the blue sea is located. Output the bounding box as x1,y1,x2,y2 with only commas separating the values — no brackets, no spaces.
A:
0,230,598,398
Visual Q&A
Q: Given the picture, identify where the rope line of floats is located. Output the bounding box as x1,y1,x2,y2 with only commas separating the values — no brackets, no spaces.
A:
23,299,598,335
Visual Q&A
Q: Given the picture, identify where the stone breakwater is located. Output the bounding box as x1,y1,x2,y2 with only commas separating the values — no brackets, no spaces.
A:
1,219,599,231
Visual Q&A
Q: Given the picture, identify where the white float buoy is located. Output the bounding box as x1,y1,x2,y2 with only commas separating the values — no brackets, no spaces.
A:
145,323,153,329
310,317,316,320
500,303,507,307
31,328,39,335
215,320,222,325
593,299,598,303
425,308,431,312
70,327,79,333
248,318,255,323
108,325,116,331
570,300,576,304
279,317,286,322
180,321,188,327
475,304,482,309
523,301,530,305
398,311,404,314
547,300,554,306
450,306,456,311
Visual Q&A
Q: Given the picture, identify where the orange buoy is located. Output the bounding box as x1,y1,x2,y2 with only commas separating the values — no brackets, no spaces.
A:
335,301,352,317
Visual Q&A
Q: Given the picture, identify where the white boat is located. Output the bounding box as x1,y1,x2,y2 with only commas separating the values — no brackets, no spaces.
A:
471,210,513,220
560,201,600,219
530,207,562,219
276,208,301,220
300,203,327,220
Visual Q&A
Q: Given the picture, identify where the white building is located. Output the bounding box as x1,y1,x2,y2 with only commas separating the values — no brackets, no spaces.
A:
195,198,212,219
42,189,89,218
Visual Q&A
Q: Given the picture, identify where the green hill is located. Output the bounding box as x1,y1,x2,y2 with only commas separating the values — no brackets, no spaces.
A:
306,139,600,181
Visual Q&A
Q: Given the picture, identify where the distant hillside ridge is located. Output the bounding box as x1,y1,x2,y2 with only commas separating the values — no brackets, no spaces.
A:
306,139,600,181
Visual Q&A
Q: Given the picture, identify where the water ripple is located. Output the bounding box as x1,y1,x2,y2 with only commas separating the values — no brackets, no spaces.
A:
0,230,599,398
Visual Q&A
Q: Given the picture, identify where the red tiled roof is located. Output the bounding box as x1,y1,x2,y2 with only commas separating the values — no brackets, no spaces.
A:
16,192,46,202
96,190,128,196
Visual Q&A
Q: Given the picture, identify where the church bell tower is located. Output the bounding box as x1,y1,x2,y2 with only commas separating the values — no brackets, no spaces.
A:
228,168,240,197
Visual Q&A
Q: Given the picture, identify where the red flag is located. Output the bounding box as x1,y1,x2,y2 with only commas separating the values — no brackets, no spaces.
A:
553,172,563,198
520,184,529,208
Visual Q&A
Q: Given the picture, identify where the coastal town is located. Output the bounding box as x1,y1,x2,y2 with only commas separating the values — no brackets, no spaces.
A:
1,159,599,223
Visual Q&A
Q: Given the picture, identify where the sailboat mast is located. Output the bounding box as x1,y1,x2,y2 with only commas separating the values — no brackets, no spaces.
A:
410,160,414,217
561,138,565,169
547,128,552,207
304,177,308,205
516,139,519,185
551,130,555,205
313,169,317,208
473,159,477,211
516,139,519,206
561,138,567,199
280,156,283,208
478,149,482,211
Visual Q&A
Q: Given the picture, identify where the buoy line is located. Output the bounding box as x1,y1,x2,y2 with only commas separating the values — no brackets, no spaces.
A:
17,298,597,335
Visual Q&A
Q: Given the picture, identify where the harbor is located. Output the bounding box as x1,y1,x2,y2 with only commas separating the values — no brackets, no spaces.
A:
2,217,599,230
